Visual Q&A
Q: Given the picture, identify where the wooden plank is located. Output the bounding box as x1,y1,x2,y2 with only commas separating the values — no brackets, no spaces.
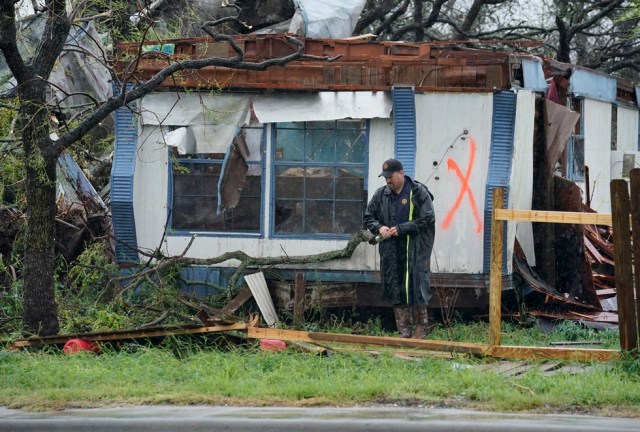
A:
494,208,612,225
486,346,620,362
246,327,489,354
220,287,253,315
595,288,616,298
9,323,248,349
489,188,504,347
294,272,306,322
610,179,637,352
583,236,604,264
631,169,640,354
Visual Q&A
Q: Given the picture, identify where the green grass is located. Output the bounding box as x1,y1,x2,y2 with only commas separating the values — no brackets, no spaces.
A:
1,321,639,416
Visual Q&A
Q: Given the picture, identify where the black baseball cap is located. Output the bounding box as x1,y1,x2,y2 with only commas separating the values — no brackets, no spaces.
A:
378,158,403,177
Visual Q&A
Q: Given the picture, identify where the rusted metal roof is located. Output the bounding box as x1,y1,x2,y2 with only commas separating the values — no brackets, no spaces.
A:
116,35,542,92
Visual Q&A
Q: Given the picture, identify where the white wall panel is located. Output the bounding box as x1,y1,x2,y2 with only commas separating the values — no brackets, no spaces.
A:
415,92,494,273
508,90,536,270
133,126,169,258
617,106,639,153
583,99,612,213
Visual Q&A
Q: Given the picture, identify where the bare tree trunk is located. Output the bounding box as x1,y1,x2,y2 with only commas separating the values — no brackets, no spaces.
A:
19,80,59,336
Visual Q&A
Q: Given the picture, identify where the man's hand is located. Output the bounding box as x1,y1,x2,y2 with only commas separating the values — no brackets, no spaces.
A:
379,226,398,238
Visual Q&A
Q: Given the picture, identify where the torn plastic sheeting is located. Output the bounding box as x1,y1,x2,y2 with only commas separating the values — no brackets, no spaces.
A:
252,91,392,124
142,93,251,154
292,0,366,38
163,126,196,155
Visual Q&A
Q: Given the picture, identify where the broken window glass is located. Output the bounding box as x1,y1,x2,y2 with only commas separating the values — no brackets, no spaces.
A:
273,120,367,236
170,125,264,233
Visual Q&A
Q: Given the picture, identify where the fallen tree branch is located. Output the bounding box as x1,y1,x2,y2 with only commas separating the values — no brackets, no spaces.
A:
116,229,373,296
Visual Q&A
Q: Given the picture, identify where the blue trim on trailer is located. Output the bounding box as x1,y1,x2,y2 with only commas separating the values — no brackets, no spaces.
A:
483,91,516,274
110,85,139,263
392,86,417,178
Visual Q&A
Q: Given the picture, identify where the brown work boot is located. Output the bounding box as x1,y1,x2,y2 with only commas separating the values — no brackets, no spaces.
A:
393,306,413,338
411,305,432,339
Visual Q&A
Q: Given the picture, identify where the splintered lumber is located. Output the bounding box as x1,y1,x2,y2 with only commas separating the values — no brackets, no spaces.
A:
486,345,619,362
220,286,253,315
494,209,612,225
8,323,248,349
247,327,488,354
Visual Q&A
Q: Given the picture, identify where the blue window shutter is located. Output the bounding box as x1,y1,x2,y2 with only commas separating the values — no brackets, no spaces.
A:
392,86,416,178
110,89,139,263
483,92,516,274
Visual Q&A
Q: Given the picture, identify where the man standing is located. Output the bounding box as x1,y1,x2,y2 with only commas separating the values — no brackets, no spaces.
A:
364,159,436,338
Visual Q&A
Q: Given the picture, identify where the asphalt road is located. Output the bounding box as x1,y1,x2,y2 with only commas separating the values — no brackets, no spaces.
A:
1,405,638,432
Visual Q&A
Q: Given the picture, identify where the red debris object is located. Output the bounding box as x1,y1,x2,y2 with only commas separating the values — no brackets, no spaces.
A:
63,338,100,355
259,339,286,352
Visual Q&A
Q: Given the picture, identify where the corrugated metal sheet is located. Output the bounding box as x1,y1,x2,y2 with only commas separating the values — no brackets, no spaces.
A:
570,69,616,103
392,86,416,178
111,92,139,263
483,92,516,274
522,59,548,92
179,267,221,298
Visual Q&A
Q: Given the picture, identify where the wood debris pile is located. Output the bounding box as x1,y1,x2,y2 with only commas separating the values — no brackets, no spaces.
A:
583,224,617,309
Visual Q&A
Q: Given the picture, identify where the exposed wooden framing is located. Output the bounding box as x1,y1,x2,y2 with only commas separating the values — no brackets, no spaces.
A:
8,323,248,349
294,272,306,322
486,186,627,361
494,209,612,225
247,327,488,355
489,188,504,347
610,179,637,352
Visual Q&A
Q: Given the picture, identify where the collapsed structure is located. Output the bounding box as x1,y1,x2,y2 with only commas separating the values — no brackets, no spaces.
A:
111,35,639,321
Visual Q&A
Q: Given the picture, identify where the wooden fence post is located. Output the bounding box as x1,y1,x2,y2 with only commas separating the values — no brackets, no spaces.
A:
610,179,637,353
294,272,306,323
630,169,640,353
489,187,504,347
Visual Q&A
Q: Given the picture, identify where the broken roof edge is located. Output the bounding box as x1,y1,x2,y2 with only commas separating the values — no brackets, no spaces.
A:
115,34,547,93
545,58,638,105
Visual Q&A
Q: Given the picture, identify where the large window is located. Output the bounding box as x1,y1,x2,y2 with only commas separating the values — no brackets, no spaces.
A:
170,125,264,233
273,120,367,236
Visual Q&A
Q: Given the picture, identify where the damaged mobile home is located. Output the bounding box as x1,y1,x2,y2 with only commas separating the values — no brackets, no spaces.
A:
111,35,640,314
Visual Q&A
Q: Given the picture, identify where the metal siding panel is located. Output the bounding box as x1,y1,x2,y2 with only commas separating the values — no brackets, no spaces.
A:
110,88,139,263
392,87,416,177
179,267,221,298
483,92,516,274
522,59,548,92
569,69,616,103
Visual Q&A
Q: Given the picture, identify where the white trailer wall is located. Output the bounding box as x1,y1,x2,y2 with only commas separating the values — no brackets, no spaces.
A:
414,92,494,274
582,99,612,213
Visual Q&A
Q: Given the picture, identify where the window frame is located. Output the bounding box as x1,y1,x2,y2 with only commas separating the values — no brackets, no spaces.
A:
166,124,267,237
567,97,585,182
269,119,369,240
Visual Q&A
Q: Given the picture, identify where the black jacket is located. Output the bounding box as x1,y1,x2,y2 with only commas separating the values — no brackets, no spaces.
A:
363,176,435,305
